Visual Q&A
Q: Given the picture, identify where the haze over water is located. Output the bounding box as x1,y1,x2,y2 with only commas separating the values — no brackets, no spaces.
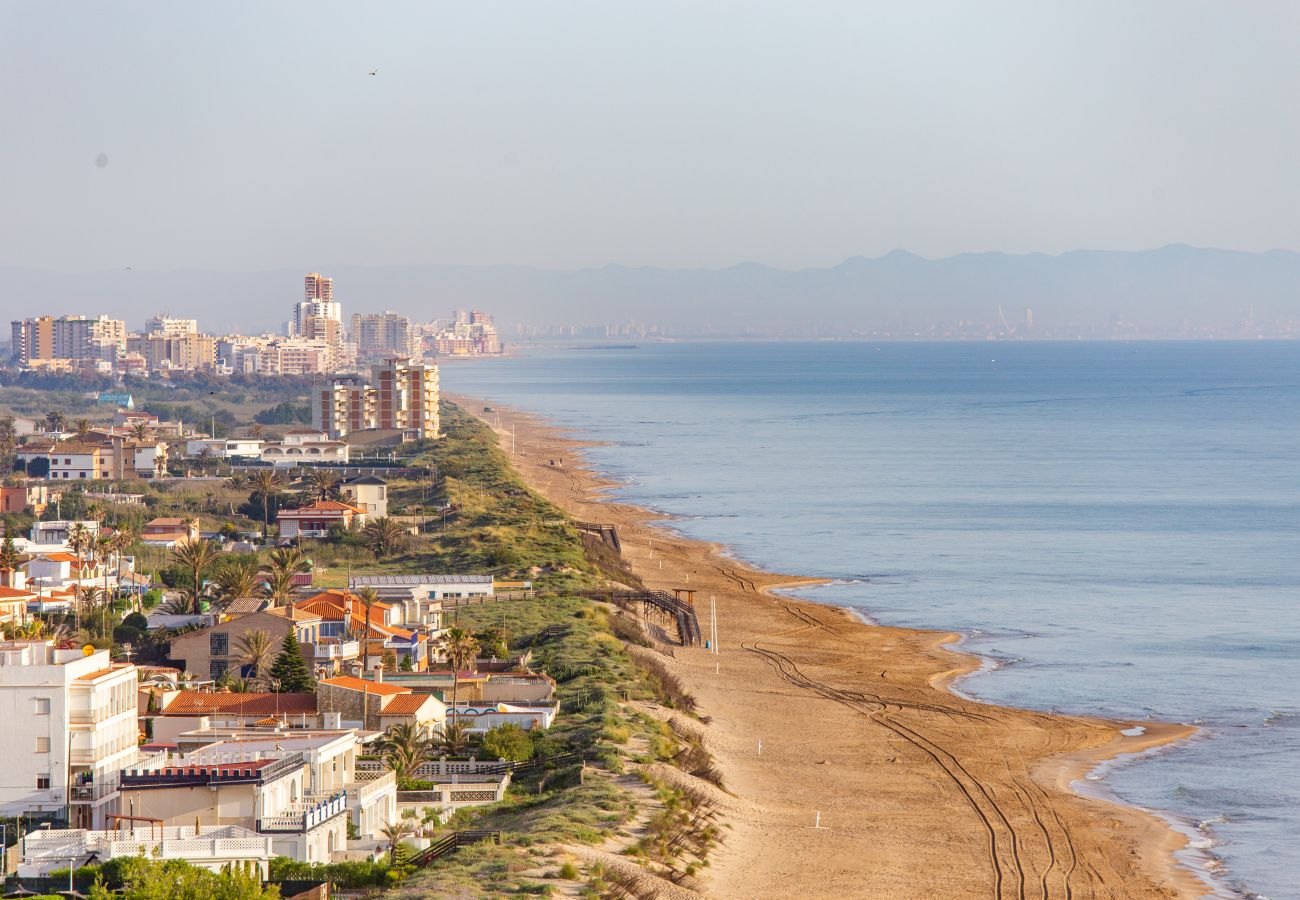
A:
444,341,1299,899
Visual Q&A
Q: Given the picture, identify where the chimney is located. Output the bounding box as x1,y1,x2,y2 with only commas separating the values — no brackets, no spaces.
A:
374,665,383,683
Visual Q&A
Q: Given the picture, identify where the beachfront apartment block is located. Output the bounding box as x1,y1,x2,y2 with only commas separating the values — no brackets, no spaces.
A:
0,642,141,830
312,357,440,440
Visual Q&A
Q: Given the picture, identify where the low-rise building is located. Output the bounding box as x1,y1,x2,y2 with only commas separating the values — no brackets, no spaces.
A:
141,517,201,546
340,475,388,518
317,675,446,732
293,590,430,671
150,691,320,745
277,500,367,539
168,608,325,683
29,519,99,545
117,752,345,863
0,481,50,515
46,441,108,481
349,574,495,628
117,729,392,861
447,701,557,733
0,585,35,624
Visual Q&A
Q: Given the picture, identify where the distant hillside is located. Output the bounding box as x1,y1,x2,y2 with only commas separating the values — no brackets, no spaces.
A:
2,245,1298,336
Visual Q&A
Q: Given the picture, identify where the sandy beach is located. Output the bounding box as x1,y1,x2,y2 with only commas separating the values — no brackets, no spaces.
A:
454,395,1205,899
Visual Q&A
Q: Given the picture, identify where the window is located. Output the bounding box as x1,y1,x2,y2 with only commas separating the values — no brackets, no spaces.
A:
34,698,50,715
36,776,50,790
35,737,50,753
210,661,228,679
210,632,229,656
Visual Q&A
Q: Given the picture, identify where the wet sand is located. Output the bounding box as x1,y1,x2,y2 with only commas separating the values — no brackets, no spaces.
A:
455,396,1205,899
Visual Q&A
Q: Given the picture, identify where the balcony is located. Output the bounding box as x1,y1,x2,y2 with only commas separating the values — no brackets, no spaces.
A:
70,780,116,803
256,791,347,834
309,638,360,661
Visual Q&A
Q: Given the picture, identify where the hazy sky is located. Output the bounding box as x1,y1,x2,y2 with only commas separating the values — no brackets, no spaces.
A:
3,1,1299,272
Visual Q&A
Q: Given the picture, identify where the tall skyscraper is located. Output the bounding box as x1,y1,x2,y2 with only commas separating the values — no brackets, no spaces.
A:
290,272,345,368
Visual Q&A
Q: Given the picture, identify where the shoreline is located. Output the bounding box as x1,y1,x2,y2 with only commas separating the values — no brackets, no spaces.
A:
451,393,1209,898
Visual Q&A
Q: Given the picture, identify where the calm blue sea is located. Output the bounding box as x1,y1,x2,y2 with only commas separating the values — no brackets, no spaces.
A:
443,341,1300,900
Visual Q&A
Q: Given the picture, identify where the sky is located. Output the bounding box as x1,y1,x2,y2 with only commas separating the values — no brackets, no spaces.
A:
2,1,1299,273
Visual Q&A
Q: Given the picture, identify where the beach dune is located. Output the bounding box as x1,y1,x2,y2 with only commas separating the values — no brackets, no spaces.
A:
456,396,1202,900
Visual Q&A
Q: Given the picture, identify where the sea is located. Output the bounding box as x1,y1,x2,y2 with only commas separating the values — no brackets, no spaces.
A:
441,340,1300,899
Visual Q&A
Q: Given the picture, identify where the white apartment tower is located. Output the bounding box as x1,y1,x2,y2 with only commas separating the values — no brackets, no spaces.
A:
0,642,140,829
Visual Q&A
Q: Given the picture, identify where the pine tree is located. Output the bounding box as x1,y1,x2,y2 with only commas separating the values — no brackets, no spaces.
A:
0,528,19,588
382,648,398,672
269,631,314,693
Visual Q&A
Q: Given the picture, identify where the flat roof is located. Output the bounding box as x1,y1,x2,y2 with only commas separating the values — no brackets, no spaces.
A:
350,575,493,585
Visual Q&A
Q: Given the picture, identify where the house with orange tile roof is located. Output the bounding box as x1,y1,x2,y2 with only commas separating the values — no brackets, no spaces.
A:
277,500,368,539
141,517,200,546
24,551,104,587
0,585,34,623
317,674,446,732
151,690,320,744
292,590,431,672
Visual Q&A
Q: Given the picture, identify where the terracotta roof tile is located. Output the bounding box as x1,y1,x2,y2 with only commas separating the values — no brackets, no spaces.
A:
381,693,434,715
161,691,318,717
319,676,409,697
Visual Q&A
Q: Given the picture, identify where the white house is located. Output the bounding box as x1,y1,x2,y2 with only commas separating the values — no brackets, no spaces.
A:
185,438,265,459
0,642,141,829
446,701,558,733
348,574,490,629
116,729,389,863
341,475,388,518
29,519,100,545
260,440,350,468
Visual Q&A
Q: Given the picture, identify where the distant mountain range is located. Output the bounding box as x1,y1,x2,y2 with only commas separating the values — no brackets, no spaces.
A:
2,244,1298,337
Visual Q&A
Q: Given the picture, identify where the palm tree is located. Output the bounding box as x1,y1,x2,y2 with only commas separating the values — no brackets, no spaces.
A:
170,539,221,615
108,525,137,610
226,473,247,493
237,629,276,690
379,722,432,782
75,585,102,636
94,535,114,606
45,410,67,433
211,554,265,601
355,587,380,675
72,419,93,441
379,820,414,861
263,568,298,607
361,517,408,559
434,720,472,756
246,470,282,543
128,421,153,443
196,446,215,475
438,627,480,728
67,523,94,584
302,470,342,503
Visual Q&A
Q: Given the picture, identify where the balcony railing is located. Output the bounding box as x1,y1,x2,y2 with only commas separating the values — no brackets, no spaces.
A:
70,781,116,802
256,790,347,833
309,639,360,660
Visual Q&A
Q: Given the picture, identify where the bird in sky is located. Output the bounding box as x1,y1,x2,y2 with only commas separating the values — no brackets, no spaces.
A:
368,69,378,76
